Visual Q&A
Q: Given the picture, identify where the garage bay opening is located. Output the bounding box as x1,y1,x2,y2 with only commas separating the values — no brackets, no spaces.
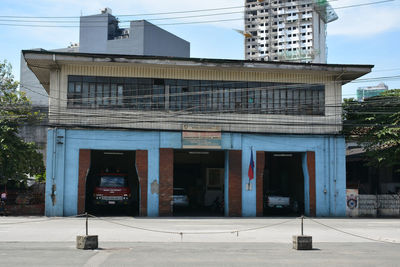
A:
173,150,225,216
263,152,304,216
85,150,139,216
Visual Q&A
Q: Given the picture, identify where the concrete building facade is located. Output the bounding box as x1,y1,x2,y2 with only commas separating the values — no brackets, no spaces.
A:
19,8,190,164
244,0,337,63
79,8,190,57
23,50,372,217
21,9,190,107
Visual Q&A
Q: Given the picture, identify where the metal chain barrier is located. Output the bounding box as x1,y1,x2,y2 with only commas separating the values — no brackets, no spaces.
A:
0,213,88,225
1,213,400,244
86,214,298,237
0,212,298,240
303,216,400,245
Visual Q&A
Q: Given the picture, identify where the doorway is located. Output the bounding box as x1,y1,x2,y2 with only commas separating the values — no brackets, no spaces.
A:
85,150,139,216
263,152,304,216
173,150,225,216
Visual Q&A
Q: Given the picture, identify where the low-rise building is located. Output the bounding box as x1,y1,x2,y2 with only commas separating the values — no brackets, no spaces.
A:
356,82,388,101
19,8,190,163
23,50,372,217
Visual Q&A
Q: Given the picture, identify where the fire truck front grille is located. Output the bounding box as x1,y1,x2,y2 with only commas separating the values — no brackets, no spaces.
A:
102,196,123,201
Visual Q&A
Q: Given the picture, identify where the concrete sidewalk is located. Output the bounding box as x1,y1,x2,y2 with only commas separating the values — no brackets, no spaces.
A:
1,217,400,266
0,216,399,243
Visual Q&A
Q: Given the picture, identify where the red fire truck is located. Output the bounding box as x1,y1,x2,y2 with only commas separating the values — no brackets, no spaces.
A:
93,173,132,207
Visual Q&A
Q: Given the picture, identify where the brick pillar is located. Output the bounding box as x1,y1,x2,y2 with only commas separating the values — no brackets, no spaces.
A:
307,151,316,217
77,149,91,215
256,151,265,217
136,150,148,216
159,148,173,216
229,150,242,217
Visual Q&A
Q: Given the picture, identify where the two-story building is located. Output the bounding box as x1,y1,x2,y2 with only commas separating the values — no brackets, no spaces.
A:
23,50,372,217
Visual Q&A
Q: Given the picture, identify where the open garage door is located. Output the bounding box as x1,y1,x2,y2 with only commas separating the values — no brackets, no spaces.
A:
173,150,225,216
263,152,304,216
85,150,139,216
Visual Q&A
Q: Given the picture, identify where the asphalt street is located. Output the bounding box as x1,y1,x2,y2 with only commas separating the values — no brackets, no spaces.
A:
0,216,399,266
1,242,400,267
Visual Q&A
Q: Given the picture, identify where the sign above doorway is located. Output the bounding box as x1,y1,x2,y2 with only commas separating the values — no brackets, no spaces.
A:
182,125,221,149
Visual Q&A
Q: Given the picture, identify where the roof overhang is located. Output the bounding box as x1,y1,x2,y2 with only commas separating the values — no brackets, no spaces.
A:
23,50,373,94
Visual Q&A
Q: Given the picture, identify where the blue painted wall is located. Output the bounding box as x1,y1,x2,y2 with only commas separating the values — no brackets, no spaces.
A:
45,129,346,217
224,151,229,216
147,148,159,217
302,153,310,216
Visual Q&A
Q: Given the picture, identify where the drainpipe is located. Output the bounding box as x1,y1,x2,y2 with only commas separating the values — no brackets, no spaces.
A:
50,54,61,207
332,76,341,216
334,137,337,216
52,53,61,125
51,128,57,205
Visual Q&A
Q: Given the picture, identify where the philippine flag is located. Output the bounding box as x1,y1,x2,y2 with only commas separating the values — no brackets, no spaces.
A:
248,149,254,180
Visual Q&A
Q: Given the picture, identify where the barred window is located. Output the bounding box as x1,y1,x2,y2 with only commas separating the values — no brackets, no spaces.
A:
67,76,325,116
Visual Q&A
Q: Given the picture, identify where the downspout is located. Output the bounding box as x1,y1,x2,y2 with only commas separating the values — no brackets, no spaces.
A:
51,128,57,205
53,54,61,126
328,139,331,215
334,72,344,216
51,53,61,206
334,137,337,216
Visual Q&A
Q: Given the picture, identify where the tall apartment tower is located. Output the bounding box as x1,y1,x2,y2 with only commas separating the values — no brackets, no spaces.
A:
244,0,337,63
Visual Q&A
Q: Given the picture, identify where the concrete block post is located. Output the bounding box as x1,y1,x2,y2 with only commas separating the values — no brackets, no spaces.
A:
292,235,312,250
76,235,98,250
76,213,98,250
292,216,312,250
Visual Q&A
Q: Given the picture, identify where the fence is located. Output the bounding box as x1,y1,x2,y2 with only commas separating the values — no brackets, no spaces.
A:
1,185,45,216
358,194,400,217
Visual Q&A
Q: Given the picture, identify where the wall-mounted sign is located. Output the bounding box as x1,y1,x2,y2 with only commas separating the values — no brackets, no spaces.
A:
182,125,221,149
346,189,359,217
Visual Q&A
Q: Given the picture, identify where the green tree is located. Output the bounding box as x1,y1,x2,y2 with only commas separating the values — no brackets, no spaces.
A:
0,60,44,186
343,89,400,168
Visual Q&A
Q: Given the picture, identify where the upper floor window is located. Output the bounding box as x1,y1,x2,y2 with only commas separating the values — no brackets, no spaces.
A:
67,76,325,116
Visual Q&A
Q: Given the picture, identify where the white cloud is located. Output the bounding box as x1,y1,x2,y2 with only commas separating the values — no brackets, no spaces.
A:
329,1,400,37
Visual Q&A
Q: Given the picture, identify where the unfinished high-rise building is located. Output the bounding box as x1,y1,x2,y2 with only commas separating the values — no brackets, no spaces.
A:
244,0,338,63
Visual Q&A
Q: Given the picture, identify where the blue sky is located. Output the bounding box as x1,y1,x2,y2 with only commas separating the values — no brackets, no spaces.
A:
0,0,399,99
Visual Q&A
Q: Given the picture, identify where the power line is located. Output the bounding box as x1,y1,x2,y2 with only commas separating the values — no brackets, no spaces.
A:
0,11,244,24
16,81,399,113
8,88,400,120
0,5,245,19
369,67,400,73
0,0,345,19
0,0,396,28
334,0,395,10
0,17,244,28
349,75,400,83
4,96,399,131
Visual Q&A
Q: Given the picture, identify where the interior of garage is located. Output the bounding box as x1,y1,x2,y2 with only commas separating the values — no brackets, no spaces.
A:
85,150,139,216
173,150,225,216
263,152,304,216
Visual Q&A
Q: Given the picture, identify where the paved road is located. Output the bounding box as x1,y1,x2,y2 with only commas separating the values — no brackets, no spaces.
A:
0,216,399,266
1,242,400,267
